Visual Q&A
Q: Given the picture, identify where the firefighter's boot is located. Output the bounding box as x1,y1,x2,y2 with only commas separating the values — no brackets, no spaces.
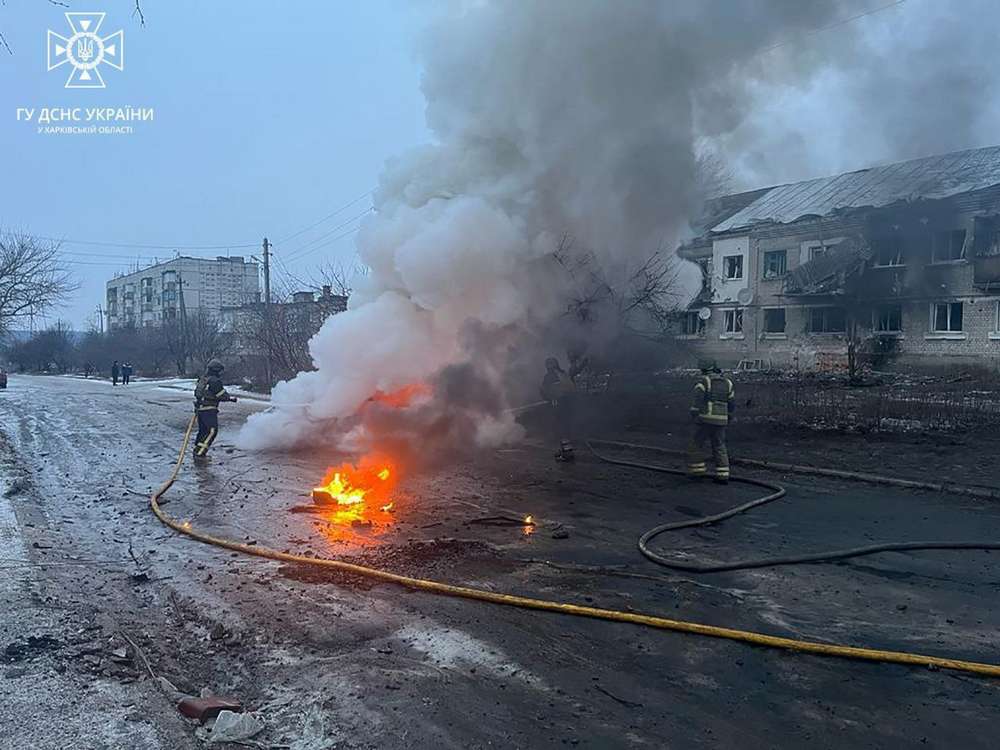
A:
555,440,575,462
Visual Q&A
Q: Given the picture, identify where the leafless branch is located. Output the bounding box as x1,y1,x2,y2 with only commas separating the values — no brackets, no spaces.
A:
0,29,11,56
0,232,76,333
695,149,735,200
132,0,145,27
552,236,684,337
310,259,367,298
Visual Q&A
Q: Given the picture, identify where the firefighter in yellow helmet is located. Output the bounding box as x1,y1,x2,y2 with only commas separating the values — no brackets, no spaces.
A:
688,359,735,483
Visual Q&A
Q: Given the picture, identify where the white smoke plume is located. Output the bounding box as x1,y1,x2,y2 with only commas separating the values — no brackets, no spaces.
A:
709,0,1000,187
239,0,867,455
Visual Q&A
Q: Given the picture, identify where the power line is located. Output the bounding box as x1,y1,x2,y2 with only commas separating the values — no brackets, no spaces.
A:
283,225,363,264
280,207,372,261
32,235,259,250
25,188,374,259
272,252,312,292
55,247,233,259
758,0,906,56
281,208,372,263
275,189,374,244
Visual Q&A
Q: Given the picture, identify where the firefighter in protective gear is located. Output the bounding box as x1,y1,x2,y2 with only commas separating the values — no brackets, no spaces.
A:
541,357,576,462
688,360,734,483
193,359,237,462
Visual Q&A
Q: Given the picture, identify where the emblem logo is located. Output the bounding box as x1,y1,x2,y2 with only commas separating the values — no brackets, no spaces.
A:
47,12,124,89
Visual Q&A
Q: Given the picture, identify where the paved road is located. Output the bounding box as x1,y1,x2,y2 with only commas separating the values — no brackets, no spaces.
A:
2,374,1000,749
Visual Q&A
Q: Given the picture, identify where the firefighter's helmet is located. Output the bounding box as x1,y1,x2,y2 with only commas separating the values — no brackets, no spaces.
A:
206,359,225,375
698,358,720,373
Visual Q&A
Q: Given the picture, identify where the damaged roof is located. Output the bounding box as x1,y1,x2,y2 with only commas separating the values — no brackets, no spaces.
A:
712,145,1000,234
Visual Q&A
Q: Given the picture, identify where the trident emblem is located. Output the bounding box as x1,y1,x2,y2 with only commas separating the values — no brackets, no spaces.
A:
75,36,95,62
47,12,124,89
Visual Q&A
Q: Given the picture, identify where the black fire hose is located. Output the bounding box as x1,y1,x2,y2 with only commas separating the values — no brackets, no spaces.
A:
587,439,1000,573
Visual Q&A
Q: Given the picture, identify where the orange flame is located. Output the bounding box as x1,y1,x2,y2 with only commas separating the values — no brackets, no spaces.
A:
312,455,398,531
367,383,432,408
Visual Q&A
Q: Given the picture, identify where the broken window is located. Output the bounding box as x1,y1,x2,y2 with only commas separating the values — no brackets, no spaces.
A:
762,250,787,279
974,217,1000,257
930,230,967,263
723,255,743,280
807,306,846,333
932,302,963,332
681,311,704,336
808,245,829,261
871,235,904,267
875,304,903,332
723,308,743,335
763,308,786,334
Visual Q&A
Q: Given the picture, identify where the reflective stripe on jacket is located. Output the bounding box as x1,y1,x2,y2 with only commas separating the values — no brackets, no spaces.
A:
194,375,231,412
691,374,734,426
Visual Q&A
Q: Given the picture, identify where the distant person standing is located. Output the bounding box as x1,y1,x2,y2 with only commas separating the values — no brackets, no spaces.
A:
111,360,120,386
122,361,133,385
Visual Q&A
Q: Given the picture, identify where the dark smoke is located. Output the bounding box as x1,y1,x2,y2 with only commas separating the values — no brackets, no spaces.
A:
241,0,915,456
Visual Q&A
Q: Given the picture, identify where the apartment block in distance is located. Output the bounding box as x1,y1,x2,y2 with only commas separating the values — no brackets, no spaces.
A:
105,256,260,330
676,145,1000,370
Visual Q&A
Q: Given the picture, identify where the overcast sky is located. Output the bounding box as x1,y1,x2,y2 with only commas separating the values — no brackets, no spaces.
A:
0,1,431,328
2,0,998,329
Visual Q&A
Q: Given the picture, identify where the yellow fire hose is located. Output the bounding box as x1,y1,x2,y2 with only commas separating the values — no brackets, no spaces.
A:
150,414,1000,679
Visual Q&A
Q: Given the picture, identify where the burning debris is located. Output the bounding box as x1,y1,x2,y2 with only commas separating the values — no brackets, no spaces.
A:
311,456,398,531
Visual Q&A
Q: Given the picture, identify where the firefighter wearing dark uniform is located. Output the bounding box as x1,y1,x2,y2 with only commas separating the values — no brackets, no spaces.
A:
541,356,576,462
688,360,734,483
193,359,236,462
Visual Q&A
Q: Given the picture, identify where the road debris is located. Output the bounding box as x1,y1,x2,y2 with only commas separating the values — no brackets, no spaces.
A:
198,710,265,745
4,635,61,662
178,695,245,724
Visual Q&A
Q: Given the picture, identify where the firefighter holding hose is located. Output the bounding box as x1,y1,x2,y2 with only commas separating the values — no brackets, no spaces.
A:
192,359,237,463
688,359,734,483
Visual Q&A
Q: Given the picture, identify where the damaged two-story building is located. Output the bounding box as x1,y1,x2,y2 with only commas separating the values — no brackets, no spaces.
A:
676,145,1000,370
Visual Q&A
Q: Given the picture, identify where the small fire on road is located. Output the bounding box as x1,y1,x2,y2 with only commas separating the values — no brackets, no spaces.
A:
311,455,398,536
309,383,428,542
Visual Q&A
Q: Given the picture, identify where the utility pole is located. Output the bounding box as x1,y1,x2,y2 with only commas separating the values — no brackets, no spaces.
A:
261,237,274,390
96,305,104,334
262,236,271,306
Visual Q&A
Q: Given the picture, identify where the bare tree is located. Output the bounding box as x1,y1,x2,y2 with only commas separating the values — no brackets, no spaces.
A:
311,260,368,298
0,232,76,334
1,1,145,55
186,309,231,372
553,235,685,338
6,320,74,372
160,319,188,375
694,149,735,200
237,302,319,385
158,311,231,375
